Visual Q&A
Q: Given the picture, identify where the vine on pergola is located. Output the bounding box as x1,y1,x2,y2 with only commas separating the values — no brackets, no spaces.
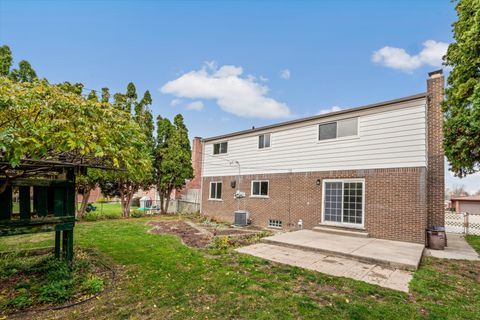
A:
0,76,152,192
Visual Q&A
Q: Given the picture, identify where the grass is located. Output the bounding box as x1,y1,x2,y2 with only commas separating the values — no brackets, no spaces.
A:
0,218,479,319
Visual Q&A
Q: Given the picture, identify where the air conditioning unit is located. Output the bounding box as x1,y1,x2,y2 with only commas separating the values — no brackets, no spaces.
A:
234,210,250,226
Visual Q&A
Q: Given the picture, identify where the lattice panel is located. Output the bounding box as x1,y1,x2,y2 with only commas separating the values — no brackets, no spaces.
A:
445,211,480,235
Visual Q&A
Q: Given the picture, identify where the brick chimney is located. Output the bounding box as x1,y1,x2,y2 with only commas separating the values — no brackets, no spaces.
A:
188,137,203,189
426,70,445,228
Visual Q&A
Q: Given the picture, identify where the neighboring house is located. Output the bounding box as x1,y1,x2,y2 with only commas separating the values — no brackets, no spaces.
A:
450,196,480,215
200,70,445,244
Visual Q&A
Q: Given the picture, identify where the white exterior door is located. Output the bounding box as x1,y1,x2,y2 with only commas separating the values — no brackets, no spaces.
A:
322,179,365,228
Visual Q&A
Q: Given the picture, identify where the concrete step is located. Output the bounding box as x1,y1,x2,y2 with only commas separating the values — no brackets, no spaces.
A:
261,230,423,271
312,226,369,238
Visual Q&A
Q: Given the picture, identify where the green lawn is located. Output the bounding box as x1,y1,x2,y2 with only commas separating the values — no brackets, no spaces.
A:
1,218,479,319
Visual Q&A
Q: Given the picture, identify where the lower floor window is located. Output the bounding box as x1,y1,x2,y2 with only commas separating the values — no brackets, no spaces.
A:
323,180,364,225
268,219,282,228
209,181,222,200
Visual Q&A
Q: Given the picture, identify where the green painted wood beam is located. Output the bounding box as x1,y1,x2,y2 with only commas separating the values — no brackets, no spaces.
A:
0,186,13,220
19,186,31,220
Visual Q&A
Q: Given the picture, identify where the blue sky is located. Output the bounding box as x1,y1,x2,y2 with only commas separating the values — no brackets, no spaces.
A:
0,0,478,193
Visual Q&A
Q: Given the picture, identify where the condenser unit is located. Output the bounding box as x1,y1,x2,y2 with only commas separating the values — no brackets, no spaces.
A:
234,210,250,226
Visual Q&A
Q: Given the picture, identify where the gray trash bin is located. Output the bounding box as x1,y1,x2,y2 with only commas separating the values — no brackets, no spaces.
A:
427,226,446,250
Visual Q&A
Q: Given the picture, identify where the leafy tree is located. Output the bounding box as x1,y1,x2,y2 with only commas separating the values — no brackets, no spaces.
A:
443,0,480,177
0,45,13,76
154,114,193,213
99,84,154,217
101,87,110,103
10,60,37,83
0,45,37,83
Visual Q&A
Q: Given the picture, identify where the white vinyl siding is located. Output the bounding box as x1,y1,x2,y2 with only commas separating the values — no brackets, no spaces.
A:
203,99,427,176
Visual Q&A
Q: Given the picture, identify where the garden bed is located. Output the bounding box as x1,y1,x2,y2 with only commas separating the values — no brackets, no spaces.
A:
147,220,211,248
0,248,114,316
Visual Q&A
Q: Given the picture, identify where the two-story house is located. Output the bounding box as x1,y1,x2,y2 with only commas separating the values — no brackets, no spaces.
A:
199,70,445,244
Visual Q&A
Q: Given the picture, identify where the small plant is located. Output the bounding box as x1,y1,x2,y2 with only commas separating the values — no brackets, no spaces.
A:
38,280,72,303
7,293,32,309
81,276,104,294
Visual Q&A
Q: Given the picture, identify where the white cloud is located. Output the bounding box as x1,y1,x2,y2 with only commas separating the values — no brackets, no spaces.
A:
160,62,291,119
170,98,182,107
259,75,269,82
372,40,448,72
280,69,291,80
186,101,204,111
318,106,342,115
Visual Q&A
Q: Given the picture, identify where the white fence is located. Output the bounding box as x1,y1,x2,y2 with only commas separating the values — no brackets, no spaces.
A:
445,211,480,235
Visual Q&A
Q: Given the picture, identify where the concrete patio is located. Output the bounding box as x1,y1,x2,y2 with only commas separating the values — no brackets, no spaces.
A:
235,229,426,292
260,229,425,271
236,243,413,292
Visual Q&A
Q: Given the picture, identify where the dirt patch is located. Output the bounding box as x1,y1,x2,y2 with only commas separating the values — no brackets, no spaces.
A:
147,221,212,248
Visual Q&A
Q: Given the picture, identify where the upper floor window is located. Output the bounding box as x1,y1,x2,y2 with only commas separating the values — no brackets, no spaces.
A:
213,142,228,154
319,118,358,141
258,133,271,149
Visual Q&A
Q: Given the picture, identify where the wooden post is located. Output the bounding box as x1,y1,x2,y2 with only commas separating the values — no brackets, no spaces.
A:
19,186,31,220
0,186,13,220
55,231,61,258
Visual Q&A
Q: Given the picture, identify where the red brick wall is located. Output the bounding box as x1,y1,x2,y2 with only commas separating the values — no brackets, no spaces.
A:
201,167,427,243
426,70,445,227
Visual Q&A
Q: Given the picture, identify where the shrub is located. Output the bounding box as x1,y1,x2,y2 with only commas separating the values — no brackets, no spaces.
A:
130,209,145,218
96,196,107,203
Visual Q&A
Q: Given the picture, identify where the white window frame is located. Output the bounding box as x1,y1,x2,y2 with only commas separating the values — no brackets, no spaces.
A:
213,142,228,155
258,133,271,150
250,180,269,198
209,181,223,201
318,117,359,142
321,178,365,229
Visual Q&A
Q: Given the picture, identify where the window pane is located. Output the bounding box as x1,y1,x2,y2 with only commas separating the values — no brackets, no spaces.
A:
258,135,264,148
252,182,259,195
213,144,220,154
337,118,358,138
342,182,362,224
319,123,337,140
264,134,270,148
260,182,268,196
216,183,222,199
324,182,342,222
210,183,216,198
220,142,228,153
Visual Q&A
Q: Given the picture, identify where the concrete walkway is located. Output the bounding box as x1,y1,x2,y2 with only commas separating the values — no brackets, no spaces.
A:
236,243,413,292
261,230,424,271
424,233,479,260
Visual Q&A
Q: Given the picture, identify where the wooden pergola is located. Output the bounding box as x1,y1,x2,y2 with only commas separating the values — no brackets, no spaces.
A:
0,160,86,261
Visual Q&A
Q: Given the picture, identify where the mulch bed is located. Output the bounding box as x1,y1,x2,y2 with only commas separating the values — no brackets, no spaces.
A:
147,221,212,248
